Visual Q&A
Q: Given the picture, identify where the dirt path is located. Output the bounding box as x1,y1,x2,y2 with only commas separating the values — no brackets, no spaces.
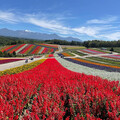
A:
0,56,45,71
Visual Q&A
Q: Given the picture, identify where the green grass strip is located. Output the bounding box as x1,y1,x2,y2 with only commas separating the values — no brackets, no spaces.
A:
71,50,87,56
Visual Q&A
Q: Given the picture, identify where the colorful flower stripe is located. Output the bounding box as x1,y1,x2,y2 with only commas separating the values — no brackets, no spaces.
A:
5,45,18,52
27,45,36,54
87,49,105,54
49,54,54,57
0,59,24,64
9,44,26,53
102,55,120,59
62,52,71,57
35,46,42,54
47,48,51,53
18,44,29,54
1,45,16,52
0,59,46,76
31,46,41,54
55,54,120,81
40,43,58,48
64,57,120,72
80,49,105,54
38,47,44,54
20,44,33,54
50,48,54,53
0,46,10,51
58,53,120,72
16,44,28,54
7,45,20,53
24,45,35,54
0,58,120,119
0,58,9,60
41,47,48,54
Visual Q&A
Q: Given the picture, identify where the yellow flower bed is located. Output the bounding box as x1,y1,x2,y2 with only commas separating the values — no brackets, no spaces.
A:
0,59,46,76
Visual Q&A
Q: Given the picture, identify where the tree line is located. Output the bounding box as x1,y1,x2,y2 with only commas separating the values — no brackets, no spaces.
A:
1,36,120,48
83,40,120,48
0,36,43,46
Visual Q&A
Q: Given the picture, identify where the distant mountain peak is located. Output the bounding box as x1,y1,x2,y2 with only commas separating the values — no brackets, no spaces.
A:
0,28,82,41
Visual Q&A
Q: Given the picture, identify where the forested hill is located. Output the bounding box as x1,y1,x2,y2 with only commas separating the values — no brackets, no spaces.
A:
0,36,43,46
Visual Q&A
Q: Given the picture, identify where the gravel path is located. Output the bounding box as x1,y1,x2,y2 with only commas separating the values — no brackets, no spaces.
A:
0,56,45,71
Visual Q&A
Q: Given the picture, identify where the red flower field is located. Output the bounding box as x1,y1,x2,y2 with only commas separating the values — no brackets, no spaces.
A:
0,57,120,119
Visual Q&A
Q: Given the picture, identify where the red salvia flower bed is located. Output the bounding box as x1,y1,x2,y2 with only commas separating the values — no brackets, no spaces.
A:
0,57,120,119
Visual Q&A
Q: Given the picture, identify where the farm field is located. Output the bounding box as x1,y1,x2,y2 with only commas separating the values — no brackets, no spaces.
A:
61,45,85,50
0,55,120,119
0,45,120,119
0,43,58,55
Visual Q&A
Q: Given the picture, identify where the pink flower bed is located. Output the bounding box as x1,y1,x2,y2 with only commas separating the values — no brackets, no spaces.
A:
80,49,105,54
0,59,24,64
102,55,120,59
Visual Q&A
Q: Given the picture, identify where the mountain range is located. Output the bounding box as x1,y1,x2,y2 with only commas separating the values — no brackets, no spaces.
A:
0,28,81,41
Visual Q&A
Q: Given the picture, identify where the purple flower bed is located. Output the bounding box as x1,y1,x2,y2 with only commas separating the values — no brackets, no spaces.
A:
57,54,120,72
0,59,24,64
65,58,120,72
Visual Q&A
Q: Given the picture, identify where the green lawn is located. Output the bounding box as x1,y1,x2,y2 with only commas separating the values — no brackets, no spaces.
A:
71,50,87,56
62,46,85,50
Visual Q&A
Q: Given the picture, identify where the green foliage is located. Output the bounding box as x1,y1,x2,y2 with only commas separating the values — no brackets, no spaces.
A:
45,39,82,46
83,40,120,48
0,36,43,46
0,51,17,57
110,47,114,51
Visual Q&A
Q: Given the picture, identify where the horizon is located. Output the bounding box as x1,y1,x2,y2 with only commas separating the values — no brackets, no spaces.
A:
0,0,120,41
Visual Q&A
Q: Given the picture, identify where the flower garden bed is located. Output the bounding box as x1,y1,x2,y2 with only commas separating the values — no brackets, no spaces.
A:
0,58,24,64
0,57,120,119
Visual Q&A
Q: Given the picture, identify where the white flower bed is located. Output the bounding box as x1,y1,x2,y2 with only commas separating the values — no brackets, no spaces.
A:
54,54,120,81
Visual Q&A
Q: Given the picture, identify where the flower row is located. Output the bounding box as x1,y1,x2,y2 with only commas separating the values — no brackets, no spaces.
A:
80,49,105,54
0,58,24,65
0,44,57,55
0,57,120,119
58,53,120,72
55,54,120,81
102,54,120,59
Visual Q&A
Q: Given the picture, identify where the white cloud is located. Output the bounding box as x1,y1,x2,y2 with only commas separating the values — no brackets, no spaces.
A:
100,32,120,40
0,10,120,40
87,16,118,24
72,27,98,37
0,10,18,23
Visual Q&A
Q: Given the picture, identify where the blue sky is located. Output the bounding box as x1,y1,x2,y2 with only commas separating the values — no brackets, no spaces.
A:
0,0,120,41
